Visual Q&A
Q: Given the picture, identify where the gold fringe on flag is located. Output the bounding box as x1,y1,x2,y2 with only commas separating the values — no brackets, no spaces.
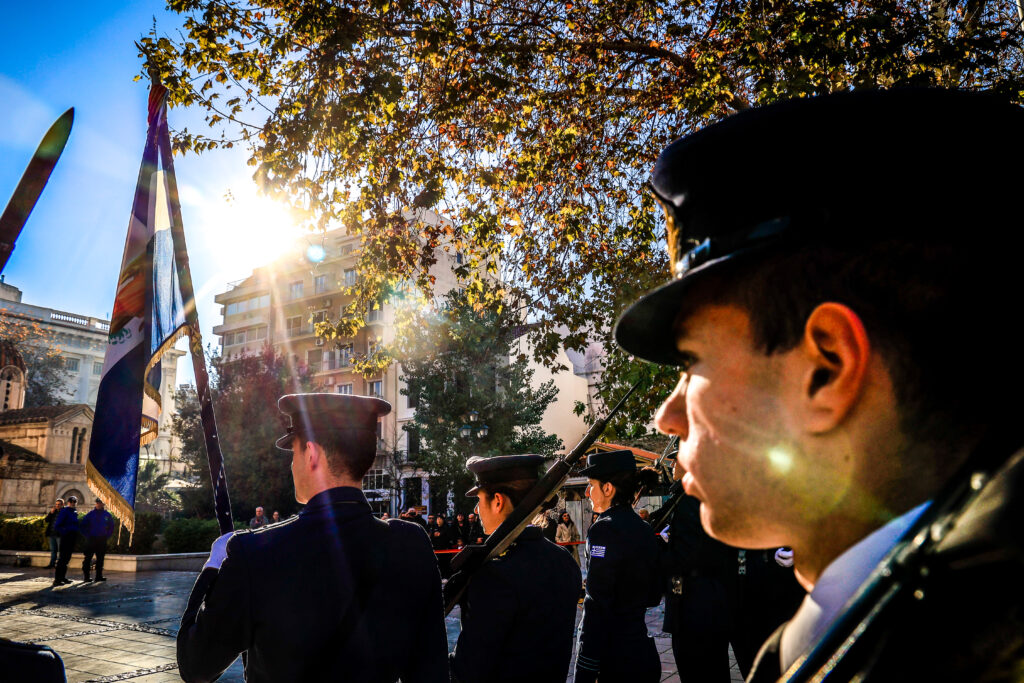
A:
86,459,135,543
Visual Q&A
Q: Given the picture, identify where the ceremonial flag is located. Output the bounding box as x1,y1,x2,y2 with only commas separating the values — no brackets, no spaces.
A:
88,84,233,536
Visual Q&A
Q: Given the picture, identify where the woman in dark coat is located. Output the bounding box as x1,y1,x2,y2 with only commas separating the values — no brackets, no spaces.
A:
574,451,662,683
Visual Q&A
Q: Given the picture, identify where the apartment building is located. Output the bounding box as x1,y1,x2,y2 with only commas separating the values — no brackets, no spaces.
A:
213,221,463,515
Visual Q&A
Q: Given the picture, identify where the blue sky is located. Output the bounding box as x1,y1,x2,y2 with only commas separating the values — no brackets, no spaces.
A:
1,2,293,385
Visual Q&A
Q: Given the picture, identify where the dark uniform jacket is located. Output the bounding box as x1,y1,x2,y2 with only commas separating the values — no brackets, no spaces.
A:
177,487,449,683
748,447,1024,682
577,504,662,678
451,526,581,683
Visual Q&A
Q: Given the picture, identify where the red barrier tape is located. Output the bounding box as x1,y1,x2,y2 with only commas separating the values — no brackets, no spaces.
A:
433,540,584,555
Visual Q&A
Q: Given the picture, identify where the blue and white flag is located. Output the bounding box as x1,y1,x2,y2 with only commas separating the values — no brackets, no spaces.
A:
87,86,188,535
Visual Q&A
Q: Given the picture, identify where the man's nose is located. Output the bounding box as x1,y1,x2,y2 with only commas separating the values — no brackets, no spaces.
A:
655,373,690,440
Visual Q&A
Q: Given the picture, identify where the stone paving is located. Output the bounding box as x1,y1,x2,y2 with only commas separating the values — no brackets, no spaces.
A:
0,566,744,682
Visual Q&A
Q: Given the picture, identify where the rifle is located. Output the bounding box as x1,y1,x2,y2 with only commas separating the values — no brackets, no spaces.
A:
443,381,640,614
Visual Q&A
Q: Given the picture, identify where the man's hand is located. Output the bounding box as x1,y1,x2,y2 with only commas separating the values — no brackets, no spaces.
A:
203,532,233,571
774,547,794,568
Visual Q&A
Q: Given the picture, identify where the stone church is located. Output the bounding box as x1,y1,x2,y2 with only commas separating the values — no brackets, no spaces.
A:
0,340,93,515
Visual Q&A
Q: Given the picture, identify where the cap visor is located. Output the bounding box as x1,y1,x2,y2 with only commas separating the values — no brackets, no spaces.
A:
465,485,480,498
614,250,752,365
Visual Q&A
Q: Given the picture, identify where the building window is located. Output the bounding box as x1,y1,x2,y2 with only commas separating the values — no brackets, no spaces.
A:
367,306,382,323
340,243,355,256
406,379,419,409
456,252,463,265
367,339,379,356
362,468,391,491
343,269,357,287
312,310,328,326
314,274,328,294
246,326,267,342
407,427,420,459
289,281,304,300
339,344,353,366
337,383,354,395
70,427,79,463
286,316,303,338
92,362,103,376
65,358,79,372
306,349,323,373
368,380,382,398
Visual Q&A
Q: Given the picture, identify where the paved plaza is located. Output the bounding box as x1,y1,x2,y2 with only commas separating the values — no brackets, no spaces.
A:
0,566,744,682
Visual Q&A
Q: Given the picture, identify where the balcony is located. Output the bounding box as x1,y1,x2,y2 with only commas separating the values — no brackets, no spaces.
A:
215,277,270,304
213,311,270,336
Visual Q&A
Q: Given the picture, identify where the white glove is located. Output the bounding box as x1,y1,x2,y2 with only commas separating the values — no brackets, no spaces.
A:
203,532,233,571
774,547,794,567
659,525,670,542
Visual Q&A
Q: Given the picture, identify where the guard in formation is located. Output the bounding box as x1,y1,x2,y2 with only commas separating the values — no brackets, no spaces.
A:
575,450,662,682
176,394,449,683
616,88,1024,680
450,454,581,682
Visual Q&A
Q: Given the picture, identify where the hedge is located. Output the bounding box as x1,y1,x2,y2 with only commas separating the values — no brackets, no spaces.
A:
163,518,222,553
0,515,47,551
0,512,163,554
108,512,163,555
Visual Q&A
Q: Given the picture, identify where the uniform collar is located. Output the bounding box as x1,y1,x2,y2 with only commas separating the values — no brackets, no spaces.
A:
300,486,371,515
518,525,543,540
780,502,931,671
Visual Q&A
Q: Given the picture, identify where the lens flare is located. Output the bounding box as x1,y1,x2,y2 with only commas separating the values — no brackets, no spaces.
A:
306,244,326,263
767,447,794,474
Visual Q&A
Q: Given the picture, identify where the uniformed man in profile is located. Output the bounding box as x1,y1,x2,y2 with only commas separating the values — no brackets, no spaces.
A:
615,89,1024,680
450,454,581,683
176,394,449,682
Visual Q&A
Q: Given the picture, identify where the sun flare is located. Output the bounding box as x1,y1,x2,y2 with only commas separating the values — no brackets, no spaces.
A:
201,184,306,273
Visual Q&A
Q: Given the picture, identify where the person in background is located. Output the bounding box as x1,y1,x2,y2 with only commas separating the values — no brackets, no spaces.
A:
450,455,581,682
575,451,662,683
43,499,63,569
467,513,485,544
250,506,269,529
381,512,390,521
637,508,651,524
81,499,116,582
52,495,79,587
555,510,581,566
453,512,470,544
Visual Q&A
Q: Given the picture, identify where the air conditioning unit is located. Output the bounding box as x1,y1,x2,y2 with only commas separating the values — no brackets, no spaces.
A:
315,338,325,346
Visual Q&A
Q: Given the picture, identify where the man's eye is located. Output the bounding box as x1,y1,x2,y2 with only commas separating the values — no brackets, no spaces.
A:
679,352,698,372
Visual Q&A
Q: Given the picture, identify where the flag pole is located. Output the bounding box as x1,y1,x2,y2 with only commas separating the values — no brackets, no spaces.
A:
150,77,236,535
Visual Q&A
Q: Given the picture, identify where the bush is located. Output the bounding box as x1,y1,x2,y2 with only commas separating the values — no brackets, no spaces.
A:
163,518,222,553
0,515,47,551
108,512,163,555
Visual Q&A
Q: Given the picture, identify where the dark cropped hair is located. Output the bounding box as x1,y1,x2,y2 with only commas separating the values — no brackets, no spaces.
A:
681,238,1021,460
306,429,377,481
593,471,639,508
480,479,536,508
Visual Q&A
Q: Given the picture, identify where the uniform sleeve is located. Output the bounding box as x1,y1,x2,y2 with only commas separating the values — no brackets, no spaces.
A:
176,536,253,683
450,564,517,682
398,526,449,683
575,522,618,681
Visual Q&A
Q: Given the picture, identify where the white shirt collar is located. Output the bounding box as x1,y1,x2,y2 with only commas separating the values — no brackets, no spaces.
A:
780,502,930,671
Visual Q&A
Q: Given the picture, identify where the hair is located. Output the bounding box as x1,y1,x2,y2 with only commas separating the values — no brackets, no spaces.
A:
681,238,1021,461
480,479,536,508
593,471,639,508
309,429,377,481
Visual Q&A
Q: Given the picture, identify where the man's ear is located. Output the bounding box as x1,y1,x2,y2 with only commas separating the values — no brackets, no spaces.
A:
304,441,321,469
797,302,871,433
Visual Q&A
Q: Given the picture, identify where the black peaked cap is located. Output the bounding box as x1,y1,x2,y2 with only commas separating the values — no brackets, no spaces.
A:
465,454,545,497
579,449,636,479
615,88,1024,365
276,393,391,451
